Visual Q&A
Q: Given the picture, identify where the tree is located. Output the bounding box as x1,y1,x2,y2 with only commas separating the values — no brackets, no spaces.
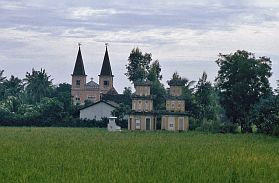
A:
38,97,64,125
168,72,195,89
53,83,72,112
152,80,166,110
0,70,5,82
275,80,279,95
195,72,220,121
113,103,130,121
24,68,53,103
3,75,24,99
0,96,21,113
251,95,279,136
125,47,152,82
147,60,162,81
215,50,272,133
148,61,165,110
125,48,166,110
0,70,6,101
123,87,132,97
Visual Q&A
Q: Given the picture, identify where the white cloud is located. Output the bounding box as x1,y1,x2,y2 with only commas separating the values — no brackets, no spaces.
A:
1,0,279,89
0,1,25,10
68,7,118,20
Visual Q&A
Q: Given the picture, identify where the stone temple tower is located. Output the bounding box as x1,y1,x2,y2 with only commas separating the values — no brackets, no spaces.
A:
99,45,115,94
71,45,87,105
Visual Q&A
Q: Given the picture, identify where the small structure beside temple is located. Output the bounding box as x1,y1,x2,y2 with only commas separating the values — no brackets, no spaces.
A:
107,117,121,132
161,78,189,131
128,80,157,131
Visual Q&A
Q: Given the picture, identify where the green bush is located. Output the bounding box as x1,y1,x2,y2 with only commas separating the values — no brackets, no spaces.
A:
251,95,279,136
189,117,200,130
272,125,279,137
219,122,238,133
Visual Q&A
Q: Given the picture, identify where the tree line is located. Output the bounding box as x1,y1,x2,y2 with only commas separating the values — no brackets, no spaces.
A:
124,48,279,136
0,48,278,136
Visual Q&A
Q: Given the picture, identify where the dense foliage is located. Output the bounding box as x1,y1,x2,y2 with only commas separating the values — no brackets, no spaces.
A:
0,68,106,127
215,50,272,133
0,49,278,136
126,47,166,110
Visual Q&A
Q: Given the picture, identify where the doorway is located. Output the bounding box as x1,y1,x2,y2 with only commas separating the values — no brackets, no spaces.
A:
179,117,184,131
169,117,175,131
146,117,151,130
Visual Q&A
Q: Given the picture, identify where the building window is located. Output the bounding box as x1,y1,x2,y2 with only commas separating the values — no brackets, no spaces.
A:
75,97,80,101
129,118,133,130
104,80,109,86
145,100,149,111
171,101,175,110
178,102,181,110
169,117,175,130
166,101,170,109
138,101,142,110
162,117,166,130
76,80,80,86
179,117,184,130
139,87,143,96
136,119,141,130
145,117,151,130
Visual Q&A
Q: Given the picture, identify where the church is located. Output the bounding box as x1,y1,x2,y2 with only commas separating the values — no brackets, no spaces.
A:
71,44,118,105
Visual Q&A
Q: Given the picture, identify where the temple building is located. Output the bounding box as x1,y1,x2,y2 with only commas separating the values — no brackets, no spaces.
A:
71,45,118,105
161,79,189,131
128,80,157,131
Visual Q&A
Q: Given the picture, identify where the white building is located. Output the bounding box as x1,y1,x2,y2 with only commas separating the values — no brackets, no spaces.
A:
80,100,119,121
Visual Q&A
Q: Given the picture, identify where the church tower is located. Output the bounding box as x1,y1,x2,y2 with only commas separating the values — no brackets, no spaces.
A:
99,45,114,94
71,44,87,105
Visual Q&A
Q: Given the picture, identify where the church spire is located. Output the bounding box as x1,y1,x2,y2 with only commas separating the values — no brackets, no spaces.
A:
99,43,113,76
72,44,86,76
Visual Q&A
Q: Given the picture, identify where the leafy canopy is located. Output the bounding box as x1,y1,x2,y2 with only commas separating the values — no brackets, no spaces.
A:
215,50,272,132
24,68,53,103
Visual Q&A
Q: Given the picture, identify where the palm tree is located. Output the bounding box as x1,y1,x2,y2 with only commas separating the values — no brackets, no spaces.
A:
0,70,6,83
0,70,6,100
3,75,24,98
168,71,195,91
24,68,53,103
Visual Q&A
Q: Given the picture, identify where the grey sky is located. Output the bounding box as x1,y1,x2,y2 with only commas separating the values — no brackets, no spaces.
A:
1,0,278,92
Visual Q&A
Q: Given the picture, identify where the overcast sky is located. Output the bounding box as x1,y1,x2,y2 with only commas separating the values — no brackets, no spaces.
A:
1,0,279,92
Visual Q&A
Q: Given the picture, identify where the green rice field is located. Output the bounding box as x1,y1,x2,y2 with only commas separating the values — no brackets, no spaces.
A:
0,127,278,183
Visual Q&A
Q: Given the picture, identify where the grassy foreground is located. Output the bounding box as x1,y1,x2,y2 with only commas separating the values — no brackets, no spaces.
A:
0,127,278,183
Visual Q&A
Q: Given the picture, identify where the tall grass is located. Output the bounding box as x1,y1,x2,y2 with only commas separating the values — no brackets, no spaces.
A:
0,127,278,183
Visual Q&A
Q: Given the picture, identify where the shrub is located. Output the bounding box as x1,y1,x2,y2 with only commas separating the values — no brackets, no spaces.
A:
189,117,200,130
272,125,279,137
251,95,279,136
219,122,238,133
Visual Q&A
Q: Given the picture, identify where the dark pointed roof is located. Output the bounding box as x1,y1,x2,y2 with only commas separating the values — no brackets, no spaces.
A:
72,46,86,76
99,46,113,76
106,87,118,95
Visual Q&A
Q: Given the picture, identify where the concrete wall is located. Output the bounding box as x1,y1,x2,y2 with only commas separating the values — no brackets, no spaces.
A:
170,86,182,96
161,116,189,131
132,99,153,111
72,88,100,105
166,100,185,112
80,102,116,120
99,76,113,94
135,86,150,96
128,115,156,131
